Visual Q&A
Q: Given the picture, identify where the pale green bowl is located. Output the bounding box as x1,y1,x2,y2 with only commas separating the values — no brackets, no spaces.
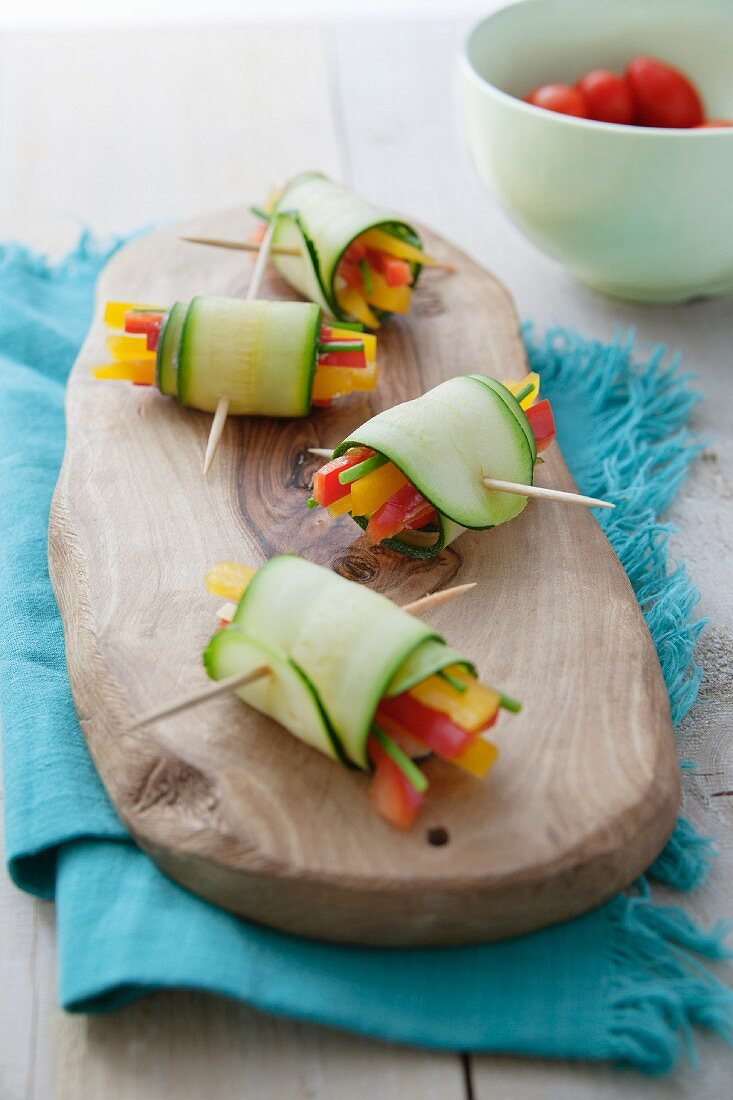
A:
460,0,733,302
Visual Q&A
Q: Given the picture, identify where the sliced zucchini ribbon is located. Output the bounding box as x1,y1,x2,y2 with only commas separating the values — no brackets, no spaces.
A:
204,556,473,769
332,375,537,559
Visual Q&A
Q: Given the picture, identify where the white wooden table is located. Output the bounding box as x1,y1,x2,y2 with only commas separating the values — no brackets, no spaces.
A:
0,14,730,1098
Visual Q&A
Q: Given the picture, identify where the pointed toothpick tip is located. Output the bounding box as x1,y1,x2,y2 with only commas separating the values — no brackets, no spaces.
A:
128,665,271,731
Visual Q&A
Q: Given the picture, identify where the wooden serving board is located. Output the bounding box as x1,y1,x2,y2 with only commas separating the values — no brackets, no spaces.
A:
49,209,679,946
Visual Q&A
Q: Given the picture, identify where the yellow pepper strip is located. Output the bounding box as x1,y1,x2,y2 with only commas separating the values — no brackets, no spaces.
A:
506,372,540,409
106,334,155,361
364,270,411,314
205,561,257,602
336,288,379,329
451,737,498,779
350,461,407,517
312,362,379,402
264,187,282,214
330,328,377,362
328,494,353,518
408,666,500,733
92,361,155,385
359,227,436,266
103,301,164,329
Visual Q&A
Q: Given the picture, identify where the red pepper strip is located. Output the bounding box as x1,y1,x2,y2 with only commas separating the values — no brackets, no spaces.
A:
366,483,435,543
124,310,164,336
344,239,367,263
525,399,556,453
250,221,267,244
312,448,374,506
318,351,367,368
404,499,437,530
366,249,412,287
145,319,163,352
376,694,475,760
311,398,332,409
367,736,425,829
336,259,364,289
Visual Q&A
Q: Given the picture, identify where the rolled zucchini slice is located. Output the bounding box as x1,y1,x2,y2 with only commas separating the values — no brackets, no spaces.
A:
204,628,341,762
175,297,321,416
333,375,535,559
207,555,469,770
155,301,187,398
270,171,423,323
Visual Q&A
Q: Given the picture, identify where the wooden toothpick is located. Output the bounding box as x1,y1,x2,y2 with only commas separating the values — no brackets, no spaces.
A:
482,477,614,510
129,665,271,729
130,581,475,729
182,235,456,273
308,449,614,510
202,216,277,475
401,583,476,616
181,235,300,257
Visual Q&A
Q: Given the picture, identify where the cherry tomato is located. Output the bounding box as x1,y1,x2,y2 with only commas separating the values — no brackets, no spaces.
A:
524,84,588,119
577,69,635,125
625,57,704,128
696,119,733,129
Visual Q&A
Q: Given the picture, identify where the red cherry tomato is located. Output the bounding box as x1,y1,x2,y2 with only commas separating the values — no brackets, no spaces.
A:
577,69,635,125
625,57,704,128
524,83,588,119
696,119,733,128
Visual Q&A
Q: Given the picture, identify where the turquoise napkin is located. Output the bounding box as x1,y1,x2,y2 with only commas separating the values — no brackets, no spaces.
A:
1,237,731,1073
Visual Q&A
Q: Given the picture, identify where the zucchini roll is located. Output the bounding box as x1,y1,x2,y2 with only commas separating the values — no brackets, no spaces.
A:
94,297,378,414
309,374,556,559
205,556,519,830
256,171,436,328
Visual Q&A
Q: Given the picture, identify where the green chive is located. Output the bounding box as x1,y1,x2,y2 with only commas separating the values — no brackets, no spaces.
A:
438,669,468,694
318,341,365,353
338,453,388,485
513,381,535,405
250,204,271,221
372,725,428,793
499,692,522,713
331,320,364,332
306,496,319,509
359,258,374,295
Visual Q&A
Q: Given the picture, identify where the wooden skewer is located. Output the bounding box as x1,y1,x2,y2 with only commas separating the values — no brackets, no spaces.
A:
308,449,614,510
130,581,475,729
203,217,277,475
129,666,271,729
181,235,300,257
401,582,476,615
482,478,614,510
180,235,457,273
203,396,230,476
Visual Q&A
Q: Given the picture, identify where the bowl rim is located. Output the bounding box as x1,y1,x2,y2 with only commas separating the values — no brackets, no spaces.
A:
461,0,733,138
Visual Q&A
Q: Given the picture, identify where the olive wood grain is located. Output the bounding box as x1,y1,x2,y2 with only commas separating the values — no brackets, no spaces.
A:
48,209,679,946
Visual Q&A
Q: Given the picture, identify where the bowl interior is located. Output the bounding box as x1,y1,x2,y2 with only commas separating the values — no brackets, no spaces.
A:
466,0,733,117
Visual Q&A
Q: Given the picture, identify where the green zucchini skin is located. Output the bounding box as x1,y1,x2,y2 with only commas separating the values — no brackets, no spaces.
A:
270,171,422,322
175,297,321,416
205,555,471,771
203,627,342,763
155,301,187,397
332,375,535,559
